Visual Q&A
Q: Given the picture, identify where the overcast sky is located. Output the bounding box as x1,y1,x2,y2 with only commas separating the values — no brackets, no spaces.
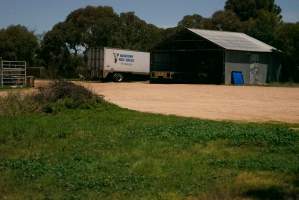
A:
0,0,298,34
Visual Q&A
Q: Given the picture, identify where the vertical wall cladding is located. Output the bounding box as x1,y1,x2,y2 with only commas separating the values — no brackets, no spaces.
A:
225,63,251,84
87,48,102,79
225,51,250,84
225,51,274,85
249,63,268,85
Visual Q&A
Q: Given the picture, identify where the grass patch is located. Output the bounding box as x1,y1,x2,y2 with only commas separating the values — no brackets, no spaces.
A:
0,81,298,199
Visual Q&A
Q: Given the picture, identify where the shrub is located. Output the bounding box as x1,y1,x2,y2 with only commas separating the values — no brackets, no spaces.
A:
35,81,94,103
0,80,104,115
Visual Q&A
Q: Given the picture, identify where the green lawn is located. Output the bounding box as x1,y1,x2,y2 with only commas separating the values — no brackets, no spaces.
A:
0,103,298,200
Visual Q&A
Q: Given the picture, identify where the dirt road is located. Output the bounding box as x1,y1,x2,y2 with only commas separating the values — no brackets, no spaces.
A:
81,82,299,123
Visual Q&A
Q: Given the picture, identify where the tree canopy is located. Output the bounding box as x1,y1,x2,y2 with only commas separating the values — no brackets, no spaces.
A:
225,0,281,21
274,23,299,82
0,25,39,65
211,10,242,31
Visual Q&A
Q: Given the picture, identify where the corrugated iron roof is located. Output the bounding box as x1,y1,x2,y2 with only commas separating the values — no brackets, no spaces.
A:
188,28,276,52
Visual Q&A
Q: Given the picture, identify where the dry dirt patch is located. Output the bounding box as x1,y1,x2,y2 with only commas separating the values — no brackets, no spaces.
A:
81,82,299,123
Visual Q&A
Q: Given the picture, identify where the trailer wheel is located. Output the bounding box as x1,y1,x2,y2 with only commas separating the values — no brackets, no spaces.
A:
112,73,124,82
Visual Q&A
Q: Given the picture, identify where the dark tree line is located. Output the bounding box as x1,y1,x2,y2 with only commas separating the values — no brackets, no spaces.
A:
0,0,298,81
0,25,39,65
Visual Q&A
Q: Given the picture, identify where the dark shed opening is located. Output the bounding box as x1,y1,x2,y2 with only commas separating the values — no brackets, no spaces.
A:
151,29,225,84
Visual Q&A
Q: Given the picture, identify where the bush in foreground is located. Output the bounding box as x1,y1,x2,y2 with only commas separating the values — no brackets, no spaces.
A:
0,80,103,115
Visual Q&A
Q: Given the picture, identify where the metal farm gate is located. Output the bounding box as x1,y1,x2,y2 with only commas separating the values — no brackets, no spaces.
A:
0,60,27,87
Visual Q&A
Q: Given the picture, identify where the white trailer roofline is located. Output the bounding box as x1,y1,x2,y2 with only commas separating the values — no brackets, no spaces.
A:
103,47,149,53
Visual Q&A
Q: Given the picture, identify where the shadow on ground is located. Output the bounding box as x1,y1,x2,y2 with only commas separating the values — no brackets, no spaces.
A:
243,176,299,200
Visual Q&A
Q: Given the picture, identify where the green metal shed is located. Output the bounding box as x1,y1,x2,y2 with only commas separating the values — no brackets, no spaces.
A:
151,28,281,85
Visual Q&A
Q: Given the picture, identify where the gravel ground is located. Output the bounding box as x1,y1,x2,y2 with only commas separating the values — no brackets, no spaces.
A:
80,82,299,123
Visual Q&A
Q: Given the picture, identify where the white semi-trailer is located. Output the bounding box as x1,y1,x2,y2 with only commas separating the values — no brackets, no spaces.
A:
87,47,150,82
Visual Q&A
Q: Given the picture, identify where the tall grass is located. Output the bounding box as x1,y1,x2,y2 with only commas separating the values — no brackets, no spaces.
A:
0,92,39,116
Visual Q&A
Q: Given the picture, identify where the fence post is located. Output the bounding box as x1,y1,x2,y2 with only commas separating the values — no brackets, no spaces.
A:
24,61,27,87
0,57,3,88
